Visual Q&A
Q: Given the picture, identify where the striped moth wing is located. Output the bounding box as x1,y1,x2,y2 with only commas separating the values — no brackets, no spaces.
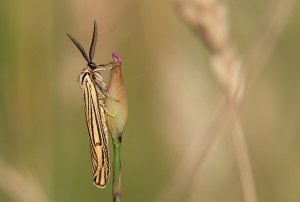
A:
82,73,110,188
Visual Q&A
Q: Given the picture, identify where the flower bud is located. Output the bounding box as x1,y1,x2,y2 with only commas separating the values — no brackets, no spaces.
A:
105,52,128,142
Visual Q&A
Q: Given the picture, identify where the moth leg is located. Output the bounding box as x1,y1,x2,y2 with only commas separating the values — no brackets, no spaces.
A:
98,94,105,100
94,75,119,102
99,102,116,117
97,62,112,67
94,62,114,71
104,91,120,102
104,108,116,118
95,66,115,71
95,63,120,72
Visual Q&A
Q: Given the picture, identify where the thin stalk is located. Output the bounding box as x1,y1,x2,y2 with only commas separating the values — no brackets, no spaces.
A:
105,53,127,202
112,140,121,202
232,121,257,202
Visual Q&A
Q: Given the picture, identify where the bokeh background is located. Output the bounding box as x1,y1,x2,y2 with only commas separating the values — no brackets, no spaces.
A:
0,0,299,202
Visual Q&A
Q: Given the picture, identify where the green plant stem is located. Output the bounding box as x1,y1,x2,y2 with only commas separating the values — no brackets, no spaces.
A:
112,139,121,202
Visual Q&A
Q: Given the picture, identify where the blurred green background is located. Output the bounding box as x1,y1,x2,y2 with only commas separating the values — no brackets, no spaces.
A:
0,0,299,202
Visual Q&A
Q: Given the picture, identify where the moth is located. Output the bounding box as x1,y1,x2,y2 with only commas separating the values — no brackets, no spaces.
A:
67,21,118,188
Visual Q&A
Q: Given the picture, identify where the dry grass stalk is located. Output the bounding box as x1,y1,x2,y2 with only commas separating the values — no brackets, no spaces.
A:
244,0,298,88
157,0,297,201
233,120,257,202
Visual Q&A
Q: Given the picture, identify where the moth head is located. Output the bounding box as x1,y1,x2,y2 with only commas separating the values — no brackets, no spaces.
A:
88,62,97,69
